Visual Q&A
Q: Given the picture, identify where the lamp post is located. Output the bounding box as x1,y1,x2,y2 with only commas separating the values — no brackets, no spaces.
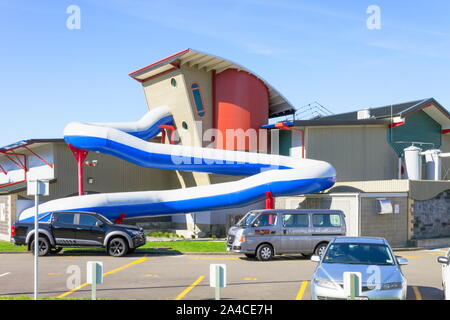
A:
27,179,49,300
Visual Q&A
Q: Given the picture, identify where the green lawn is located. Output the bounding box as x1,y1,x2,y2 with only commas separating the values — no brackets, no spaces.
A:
0,240,227,253
0,241,27,252
139,240,227,252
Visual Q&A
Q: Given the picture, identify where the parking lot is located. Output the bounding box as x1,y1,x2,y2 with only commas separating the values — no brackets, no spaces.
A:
0,248,447,300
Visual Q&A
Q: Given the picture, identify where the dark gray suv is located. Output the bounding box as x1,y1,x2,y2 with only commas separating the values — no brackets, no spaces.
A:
11,211,146,257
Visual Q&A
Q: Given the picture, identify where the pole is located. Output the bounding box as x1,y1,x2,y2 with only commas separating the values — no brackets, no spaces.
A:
91,263,97,300
34,180,39,300
215,265,220,300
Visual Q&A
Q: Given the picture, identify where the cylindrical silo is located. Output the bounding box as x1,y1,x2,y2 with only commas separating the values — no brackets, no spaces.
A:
404,146,422,180
214,69,269,151
423,149,442,181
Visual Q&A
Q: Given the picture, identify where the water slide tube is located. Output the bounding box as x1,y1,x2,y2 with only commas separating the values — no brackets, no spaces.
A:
19,106,336,222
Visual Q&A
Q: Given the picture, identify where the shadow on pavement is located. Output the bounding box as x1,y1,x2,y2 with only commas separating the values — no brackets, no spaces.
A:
53,249,183,257
407,285,443,300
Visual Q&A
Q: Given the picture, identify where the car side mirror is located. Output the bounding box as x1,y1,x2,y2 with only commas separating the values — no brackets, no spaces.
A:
95,221,104,228
311,255,321,263
397,257,409,265
438,256,450,265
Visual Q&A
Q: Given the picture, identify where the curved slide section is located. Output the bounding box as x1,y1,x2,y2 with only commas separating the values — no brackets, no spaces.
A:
19,106,336,222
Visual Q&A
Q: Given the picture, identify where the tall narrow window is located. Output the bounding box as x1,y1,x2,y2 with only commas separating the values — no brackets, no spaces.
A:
191,83,206,117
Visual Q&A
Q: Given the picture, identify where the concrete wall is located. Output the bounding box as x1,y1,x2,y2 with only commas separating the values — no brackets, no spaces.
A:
0,195,15,241
411,190,450,239
359,195,408,247
305,126,398,182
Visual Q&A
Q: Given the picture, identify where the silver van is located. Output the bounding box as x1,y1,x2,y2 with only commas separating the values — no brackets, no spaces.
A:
226,209,346,261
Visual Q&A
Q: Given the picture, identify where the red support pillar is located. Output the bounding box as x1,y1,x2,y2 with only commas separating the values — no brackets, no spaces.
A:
68,144,89,196
266,192,274,225
159,125,176,144
265,191,274,209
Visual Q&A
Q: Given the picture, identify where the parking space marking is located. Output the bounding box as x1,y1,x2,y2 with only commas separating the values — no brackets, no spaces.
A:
57,256,148,298
0,272,11,278
295,281,309,300
412,286,422,300
174,276,205,300
243,277,257,281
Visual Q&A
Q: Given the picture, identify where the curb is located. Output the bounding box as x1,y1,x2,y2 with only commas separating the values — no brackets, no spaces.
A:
0,251,29,255
0,251,240,256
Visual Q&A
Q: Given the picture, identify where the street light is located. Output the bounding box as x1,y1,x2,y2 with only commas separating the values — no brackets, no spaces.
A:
27,179,49,300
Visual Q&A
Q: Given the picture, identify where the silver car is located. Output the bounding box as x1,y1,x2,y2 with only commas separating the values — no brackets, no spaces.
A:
310,237,408,300
227,209,346,261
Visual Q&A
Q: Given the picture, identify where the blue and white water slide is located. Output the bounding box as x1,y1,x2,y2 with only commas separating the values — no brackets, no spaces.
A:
19,106,336,222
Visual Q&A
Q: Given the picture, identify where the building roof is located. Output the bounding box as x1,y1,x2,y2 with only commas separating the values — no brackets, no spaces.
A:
128,48,296,118
319,98,450,128
0,139,64,152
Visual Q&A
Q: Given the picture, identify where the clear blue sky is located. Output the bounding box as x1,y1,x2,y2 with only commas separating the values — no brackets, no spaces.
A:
1,0,450,146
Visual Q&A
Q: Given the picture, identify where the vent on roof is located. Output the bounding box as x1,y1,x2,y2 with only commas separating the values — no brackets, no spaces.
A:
357,109,371,120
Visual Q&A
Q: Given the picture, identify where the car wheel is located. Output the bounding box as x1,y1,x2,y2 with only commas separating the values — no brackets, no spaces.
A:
30,237,50,256
314,243,328,257
108,237,129,257
256,244,274,261
245,253,256,259
50,247,63,255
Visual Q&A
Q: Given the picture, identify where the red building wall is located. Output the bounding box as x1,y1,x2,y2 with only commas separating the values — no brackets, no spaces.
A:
214,69,269,151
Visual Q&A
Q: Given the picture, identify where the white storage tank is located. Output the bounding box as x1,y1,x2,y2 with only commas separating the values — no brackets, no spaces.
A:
423,149,442,181
404,146,422,180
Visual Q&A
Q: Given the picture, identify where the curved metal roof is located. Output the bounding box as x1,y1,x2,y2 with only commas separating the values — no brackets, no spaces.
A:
128,48,295,118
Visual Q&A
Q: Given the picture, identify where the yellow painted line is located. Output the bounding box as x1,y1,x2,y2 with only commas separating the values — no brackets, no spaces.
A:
400,256,422,259
175,276,205,300
243,277,257,281
295,280,309,300
189,257,239,260
412,286,422,300
57,256,148,298
48,273,64,276
57,282,90,299
145,274,159,277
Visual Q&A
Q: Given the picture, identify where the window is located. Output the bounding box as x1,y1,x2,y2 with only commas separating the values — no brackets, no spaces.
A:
282,214,309,228
54,213,75,224
253,214,277,227
79,214,101,226
312,214,341,227
323,243,395,266
191,83,206,117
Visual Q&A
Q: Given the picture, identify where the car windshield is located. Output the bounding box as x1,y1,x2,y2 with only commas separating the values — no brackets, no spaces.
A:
322,243,395,266
236,211,259,227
